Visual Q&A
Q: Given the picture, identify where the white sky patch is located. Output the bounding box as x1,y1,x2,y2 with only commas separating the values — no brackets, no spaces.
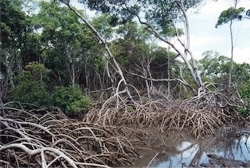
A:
189,33,225,60
70,0,96,19
187,0,250,63
230,47,250,64
190,33,225,49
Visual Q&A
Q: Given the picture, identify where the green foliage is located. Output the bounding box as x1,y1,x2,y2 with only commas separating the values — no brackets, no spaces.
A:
199,51,250,86
199,51,250,117
80,0,203,30
92,14,114,39
0,0,32,71
32,0,105,87
238,68,250,117
25,62,51,80
238,91,250,117
53,86,92,115
126,105,134,112
238,100,250,117
112,22,151,67
199,51,231,80
0,0,28,46
9,62,51,107
215,7,245,28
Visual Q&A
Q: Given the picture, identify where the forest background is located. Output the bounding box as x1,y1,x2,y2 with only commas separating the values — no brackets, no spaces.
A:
1,0,249,116
1,0,250,167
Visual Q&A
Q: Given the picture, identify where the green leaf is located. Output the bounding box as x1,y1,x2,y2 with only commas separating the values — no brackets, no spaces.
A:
216,7,245,28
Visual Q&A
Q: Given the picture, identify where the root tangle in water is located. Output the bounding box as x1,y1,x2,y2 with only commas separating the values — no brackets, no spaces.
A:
0,107,139,168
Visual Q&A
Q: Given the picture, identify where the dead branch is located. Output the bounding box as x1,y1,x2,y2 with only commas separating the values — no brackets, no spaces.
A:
126,70,196,95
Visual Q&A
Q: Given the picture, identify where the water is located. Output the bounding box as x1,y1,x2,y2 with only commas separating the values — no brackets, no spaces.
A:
132,126,250,167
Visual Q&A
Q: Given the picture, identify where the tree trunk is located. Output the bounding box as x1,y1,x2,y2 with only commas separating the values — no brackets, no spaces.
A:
228,0,239,89
229,19,234,89
127,0,205,96
179,0,204,96
62,2,134,103
167,46,171,97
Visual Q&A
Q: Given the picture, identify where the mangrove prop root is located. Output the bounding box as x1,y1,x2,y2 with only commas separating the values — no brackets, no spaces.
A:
84,91,242,139
0,107,139,168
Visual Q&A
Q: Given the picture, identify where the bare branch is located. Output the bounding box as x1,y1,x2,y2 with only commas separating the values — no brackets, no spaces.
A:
126,70,196,94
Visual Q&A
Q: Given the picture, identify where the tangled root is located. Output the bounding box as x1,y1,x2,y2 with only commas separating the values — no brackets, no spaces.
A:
177,91,242,138
84,91,243,139
0,106,139,168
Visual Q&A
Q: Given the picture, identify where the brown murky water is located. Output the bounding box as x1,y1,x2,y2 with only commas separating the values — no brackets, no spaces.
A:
127,125,250,168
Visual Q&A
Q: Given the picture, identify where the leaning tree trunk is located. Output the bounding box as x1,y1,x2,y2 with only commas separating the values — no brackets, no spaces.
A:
58,0,135,108
124,0,205,97
178,0,205,96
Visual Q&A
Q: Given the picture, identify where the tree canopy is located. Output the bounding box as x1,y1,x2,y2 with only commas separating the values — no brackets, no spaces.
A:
0,0,249,114
215,7,245,28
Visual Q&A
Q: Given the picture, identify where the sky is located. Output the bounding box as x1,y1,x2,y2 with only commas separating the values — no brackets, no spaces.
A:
70,0,250,64
187,0,250,64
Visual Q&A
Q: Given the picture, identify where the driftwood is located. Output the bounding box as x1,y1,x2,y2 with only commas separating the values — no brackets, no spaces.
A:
0,106,139,168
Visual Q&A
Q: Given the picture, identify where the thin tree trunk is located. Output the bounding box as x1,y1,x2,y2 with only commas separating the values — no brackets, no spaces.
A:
229,19,234,89
144,70,151,100
6,52,15,88
72,62,75,87
228,0,238,89
146,61,154,98
167,46,171,97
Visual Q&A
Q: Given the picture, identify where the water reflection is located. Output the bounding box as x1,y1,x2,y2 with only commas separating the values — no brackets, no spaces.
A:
134,126,250,168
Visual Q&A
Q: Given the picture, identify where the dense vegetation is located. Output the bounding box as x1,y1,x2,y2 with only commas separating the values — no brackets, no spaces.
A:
1,0,249,114
0,0,249,167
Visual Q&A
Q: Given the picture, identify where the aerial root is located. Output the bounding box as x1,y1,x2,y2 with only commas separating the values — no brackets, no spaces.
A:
84,91,242,139
162,91,242,138
0,91,244,167
0,107,139,168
